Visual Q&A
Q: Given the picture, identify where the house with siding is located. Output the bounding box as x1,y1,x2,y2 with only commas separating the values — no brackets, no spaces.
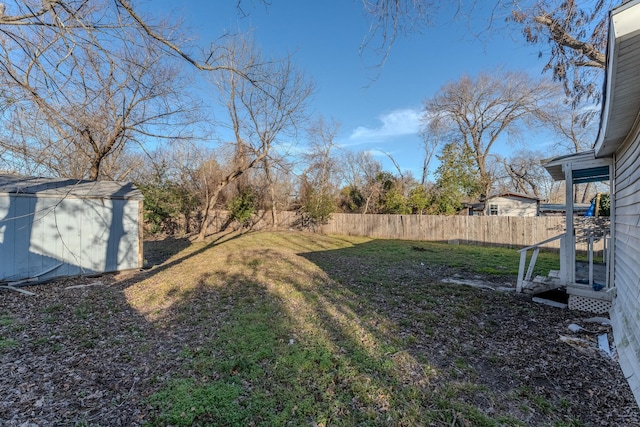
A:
533,0,640,407
466,193,540,216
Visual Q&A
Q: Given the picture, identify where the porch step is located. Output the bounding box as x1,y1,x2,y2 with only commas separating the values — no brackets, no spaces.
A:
520,275,565,294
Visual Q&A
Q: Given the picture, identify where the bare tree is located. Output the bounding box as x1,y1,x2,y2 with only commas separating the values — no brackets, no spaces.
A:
548,102,598,153
422,69,561,197
0,0,294,182
197,36,313,240
0,0,263,76
498,150,551,199
130,141,212,235
339,150,385,214
297,117,341,224
255,154,296,222
546,101,599,202
360,0,436,66
507,0,626,103
0,0,208,180
418,116,444,186
246,1,616,104
358,0,623,102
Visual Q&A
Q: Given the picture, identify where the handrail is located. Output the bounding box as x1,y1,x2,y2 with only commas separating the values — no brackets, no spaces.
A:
518,234,565,253
517,230,610,293
517,233,566,293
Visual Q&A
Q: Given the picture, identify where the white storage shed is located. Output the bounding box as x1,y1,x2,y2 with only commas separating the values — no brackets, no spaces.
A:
0,175,144,283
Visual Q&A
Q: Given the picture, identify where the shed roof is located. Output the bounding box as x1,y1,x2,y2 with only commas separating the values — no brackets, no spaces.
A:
0,175,144,200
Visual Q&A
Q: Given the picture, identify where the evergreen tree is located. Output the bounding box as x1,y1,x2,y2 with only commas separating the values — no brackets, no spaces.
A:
431,142,482,214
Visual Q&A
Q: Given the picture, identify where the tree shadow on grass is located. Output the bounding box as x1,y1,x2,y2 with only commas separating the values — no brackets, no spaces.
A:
0,229,265,426
133,229,253,286
144,235,193,266
132,233,632,426
0,273,186,425
126,235,449,425
8,233,634,426
294,239,640,426
135,234,543,425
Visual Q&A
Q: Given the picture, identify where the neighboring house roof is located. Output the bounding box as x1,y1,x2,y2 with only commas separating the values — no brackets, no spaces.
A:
0,174,143,200
464,202,485,211
595,0,640,158
486,192,540,201
540,203,591,214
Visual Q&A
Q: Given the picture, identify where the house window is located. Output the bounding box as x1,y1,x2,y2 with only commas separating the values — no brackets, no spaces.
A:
489,204,499,216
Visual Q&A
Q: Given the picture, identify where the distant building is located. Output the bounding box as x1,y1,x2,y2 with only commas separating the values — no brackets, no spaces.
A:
539,203,591,216
464,193,540,217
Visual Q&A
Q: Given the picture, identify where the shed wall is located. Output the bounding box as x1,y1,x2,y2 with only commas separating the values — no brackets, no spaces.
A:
610,129,640,404
0,194,141,282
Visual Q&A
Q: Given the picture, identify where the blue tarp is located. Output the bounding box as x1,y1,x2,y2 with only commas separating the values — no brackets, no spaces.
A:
585,200,595,217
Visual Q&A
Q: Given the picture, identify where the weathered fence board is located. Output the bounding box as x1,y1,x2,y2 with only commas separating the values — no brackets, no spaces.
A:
207,211,604,251
320,214,566,249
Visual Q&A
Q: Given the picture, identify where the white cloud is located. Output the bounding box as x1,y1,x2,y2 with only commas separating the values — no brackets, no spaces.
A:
349,108,421,142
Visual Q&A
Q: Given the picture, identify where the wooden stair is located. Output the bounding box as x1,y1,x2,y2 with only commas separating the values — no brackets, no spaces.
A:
520,273,565,295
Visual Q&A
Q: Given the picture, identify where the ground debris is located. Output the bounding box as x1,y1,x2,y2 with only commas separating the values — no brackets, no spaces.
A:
65,280,105,289
0,285,36,296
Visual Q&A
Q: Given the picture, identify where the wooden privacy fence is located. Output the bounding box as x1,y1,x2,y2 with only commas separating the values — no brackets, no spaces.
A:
208,210,605,251
205,210,298,235
320,213,567,249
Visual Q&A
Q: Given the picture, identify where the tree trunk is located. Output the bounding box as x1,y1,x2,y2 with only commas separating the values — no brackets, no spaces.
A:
579,182,592,204
89,158,102,181
269,185,277,226
196,151,269,241
197,183,226,241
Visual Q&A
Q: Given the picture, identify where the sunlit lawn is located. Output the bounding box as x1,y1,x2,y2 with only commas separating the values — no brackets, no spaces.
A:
125,231,570,426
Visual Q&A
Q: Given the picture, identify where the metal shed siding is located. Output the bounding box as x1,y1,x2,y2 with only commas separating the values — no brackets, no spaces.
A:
0,176,143,283
611,130,640,403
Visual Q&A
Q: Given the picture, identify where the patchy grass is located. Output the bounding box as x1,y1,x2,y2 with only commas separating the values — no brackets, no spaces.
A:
4,231,631,425
0,313,15,326
0,313,18,351
0,338,18,350
409,240,560,277
120,232,609,426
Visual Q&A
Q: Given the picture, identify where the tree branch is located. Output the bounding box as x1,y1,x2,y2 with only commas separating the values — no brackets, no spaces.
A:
534,13,605,69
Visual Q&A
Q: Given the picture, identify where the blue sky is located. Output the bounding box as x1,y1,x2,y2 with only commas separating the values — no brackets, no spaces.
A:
151,1,555,180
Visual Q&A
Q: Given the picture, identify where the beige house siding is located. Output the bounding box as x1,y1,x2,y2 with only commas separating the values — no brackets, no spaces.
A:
485,196,539,217
611,128,640,403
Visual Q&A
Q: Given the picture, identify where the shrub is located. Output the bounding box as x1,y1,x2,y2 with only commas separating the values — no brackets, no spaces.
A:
227,189,257,227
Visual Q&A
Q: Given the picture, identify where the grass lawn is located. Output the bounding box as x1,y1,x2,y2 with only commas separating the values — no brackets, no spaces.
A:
126,231,607,426
4,230,633,426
